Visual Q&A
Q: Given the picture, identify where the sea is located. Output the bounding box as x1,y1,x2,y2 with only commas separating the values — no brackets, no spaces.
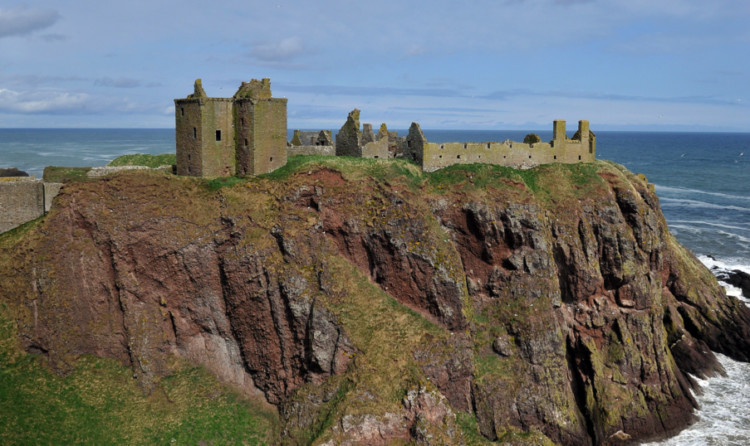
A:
1,128,749,444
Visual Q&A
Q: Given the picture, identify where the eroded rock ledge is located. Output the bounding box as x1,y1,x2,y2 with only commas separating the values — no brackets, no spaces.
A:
2,159,748,445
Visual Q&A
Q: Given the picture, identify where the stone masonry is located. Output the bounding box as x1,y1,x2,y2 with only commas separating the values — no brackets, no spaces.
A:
404,120,596,172
0,178,62,233
288,130,335,156
334,109,401,160
175,78,288,177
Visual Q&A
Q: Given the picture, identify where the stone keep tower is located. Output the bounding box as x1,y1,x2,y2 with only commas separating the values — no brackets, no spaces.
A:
175,78,287,177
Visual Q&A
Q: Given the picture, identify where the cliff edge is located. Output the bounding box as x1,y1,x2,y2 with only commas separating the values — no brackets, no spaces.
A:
1,157,749,445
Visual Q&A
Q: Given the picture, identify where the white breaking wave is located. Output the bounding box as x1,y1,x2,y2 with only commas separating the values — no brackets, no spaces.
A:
698,255,750,276
669,219,750,232
715,230,750,245
647,354,750,446
660,197,750,213
654,184,750,202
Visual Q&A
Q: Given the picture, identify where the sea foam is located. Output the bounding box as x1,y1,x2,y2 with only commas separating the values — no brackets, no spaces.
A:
646,354,750,446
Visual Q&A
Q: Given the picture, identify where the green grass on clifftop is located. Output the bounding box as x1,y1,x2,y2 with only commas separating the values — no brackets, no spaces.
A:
265,155,608,202
107,153,176,168
42,166,92,183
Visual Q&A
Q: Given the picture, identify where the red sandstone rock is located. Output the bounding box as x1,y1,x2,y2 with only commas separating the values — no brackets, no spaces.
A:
2,161,749,445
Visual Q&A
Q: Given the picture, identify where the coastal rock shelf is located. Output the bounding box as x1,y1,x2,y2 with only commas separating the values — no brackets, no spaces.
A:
1,158,749,445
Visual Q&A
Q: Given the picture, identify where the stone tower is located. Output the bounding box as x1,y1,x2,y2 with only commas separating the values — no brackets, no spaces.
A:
174,78,287,177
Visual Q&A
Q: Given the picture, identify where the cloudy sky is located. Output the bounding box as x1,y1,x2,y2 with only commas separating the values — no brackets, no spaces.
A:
1,0,748,131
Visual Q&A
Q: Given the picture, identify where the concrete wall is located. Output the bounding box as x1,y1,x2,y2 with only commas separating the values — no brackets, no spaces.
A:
0,179,62,233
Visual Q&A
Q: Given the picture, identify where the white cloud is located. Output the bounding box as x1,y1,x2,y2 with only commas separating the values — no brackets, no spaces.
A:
0,88,91,113
0,5,60,38
249,36,306,62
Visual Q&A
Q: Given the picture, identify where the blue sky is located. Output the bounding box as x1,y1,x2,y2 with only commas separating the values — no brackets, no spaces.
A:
0,0,748,131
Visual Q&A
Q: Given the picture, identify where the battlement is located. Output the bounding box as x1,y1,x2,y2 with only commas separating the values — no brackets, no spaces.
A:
233,78,272,100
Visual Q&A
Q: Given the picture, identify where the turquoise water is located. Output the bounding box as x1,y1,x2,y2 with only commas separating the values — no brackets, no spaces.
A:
1,128,749,443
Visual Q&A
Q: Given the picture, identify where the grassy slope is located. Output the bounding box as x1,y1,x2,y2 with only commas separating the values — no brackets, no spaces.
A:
0,307,279,444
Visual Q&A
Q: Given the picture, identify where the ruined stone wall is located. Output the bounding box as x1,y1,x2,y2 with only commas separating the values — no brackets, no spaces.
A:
419,120,595,172
335,109,362,157
404,123,427,165
361,138,389,159
288,145,335,157
199,99,235,177
0,178,62,233
234,100,254,176
421,139,595,172
43,183,63,212
175,100,203,176
237,98,288,176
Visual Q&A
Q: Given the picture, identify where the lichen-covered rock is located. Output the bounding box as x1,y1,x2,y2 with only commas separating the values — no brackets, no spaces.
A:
1,159,749,445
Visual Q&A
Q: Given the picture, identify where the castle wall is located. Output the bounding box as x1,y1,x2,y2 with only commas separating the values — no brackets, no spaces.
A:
175,100,203,176
199,99,235,177
237,98,288,176
421,139,594,172
335,109,362,157
404,123,427,165
235,100,254,176
288,145,335,157
0,179,62,233
43,182,63,212
420,120,595,172
361,138,389,159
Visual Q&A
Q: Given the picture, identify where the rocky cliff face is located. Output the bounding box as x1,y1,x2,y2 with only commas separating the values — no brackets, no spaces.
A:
2,159,749,445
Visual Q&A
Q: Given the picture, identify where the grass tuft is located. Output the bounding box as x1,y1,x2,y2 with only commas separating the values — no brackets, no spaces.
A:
107,153,176,168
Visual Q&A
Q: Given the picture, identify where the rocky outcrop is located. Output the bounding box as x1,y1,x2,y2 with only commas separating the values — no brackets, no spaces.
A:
713,266,750,298
0,167,29,177
1,160,749,445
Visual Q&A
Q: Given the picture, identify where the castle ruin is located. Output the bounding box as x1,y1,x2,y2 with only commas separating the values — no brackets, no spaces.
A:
288,130,335,156
334,109,403,159
174,79,288,177
174,78,595,178
404,120,596,172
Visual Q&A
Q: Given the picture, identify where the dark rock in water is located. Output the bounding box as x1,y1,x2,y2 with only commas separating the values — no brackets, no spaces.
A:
713,268,750,298
0,167,29,177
